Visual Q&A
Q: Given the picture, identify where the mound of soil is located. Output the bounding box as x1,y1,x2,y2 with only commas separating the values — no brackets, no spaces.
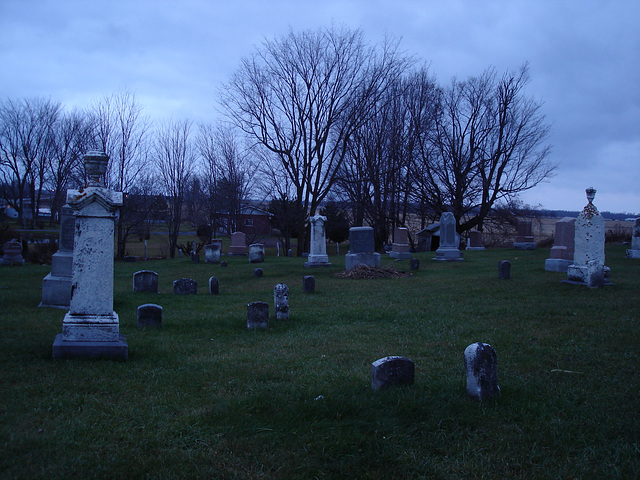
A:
334,264,412,279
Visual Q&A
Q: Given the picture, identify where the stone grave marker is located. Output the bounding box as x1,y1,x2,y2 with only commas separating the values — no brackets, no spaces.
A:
434,212,463,261
545,217,575,272
305,214,332,267
467,230,485,250
410,258,420,270
626,218,640,259
247,301,269,329
0,239,24,266
52,151,127,360
371,356,415,391
345,226,380,270
389,227,411,260
132,270,158,293
228,232,247,255
249,243,265,263
274,283,289,320
41,204,74,307
205,240,223,264
498,260,511,279
254,268,264,278
464,342,500,400
191,252,200,263
173,278,197,295
513,220,536,250
303,275,315,293
137,304,162,328
208,276,219,295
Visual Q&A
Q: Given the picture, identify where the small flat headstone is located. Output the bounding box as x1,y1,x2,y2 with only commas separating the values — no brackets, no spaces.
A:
254,268,264,278
0,239,24,266
247,301,269,329
371,356,415,391
274,283,289,320
498,260,511,279
249,244,265,263
173,278,197,295
208,276,219,295
220,261,228,268
137,304,162,328
133,270,158,293
464,342,500,400
303,275,315,293
410,258,420,270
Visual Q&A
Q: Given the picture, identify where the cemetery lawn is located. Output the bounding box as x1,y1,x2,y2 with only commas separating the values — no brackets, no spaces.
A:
1,246,638,479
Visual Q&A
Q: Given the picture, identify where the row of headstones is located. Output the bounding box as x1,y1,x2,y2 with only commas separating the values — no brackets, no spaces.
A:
371,343,500,400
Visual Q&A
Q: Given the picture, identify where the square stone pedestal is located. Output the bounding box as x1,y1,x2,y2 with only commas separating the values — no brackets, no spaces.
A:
52,334,128,360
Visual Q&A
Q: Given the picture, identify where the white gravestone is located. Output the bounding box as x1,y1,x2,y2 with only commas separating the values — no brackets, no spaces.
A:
389,227,412,260
626,218,640,259
52,151,127,359
305,214,331,267
566,188,610,286
434,212,463,261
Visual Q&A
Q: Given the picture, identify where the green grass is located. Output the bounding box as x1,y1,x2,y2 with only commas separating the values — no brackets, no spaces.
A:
1,247,639,479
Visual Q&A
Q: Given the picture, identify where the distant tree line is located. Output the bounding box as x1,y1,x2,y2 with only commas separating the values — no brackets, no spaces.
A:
0,25,554,255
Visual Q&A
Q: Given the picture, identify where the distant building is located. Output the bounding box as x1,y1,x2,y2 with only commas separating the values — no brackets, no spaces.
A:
219,206,273,236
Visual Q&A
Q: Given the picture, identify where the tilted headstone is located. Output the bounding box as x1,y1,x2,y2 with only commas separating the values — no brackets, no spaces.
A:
434,212,463,261
52,151,127,360
273,283,289,320
132,270,158,293
41,204,74,307
249,243,265,263
545,217,575,272
464,342,500,400
205,240,223,264
254,268,263,278
208,276,219,295
566,188,610,286
247,301,269,329
467,230,485,251
0,239,24,266
626,218,640,259
345,226,381,270
513,220,536,250
389,227,411,260
137,304,162,328
228,232,247,255
498,260,511,279
173,278,197,295
305,214,332,267
303,275,316,293
371,356,415,391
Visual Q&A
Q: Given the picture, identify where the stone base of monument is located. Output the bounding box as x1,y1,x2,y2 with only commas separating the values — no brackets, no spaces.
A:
304,254,332,268
389,243,412,260
345,252,380,270
52,333,128,360
544,258,572,272
433,246,463,261
626,249,640,259
513,241,536,250
39,273,72,309
563,264,612,288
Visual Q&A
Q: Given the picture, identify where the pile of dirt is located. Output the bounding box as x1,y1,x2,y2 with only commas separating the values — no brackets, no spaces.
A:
334,264,412,279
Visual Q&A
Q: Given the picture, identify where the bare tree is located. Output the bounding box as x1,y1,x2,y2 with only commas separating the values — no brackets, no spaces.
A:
154,119,196,258
221,26,410,255
89,91,151,258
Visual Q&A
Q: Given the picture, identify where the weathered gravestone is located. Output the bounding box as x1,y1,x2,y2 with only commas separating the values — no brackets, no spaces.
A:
464,342,500,400
132,270,158,293
566,188,610,287
254,268,264,278
205,239,223,264
0,239,24,266
247,301,269,329
40,204,74,307
545,217,575,272
249,243,265,263
513,220,536,250
498,260,511,279
467,230,485,250
410,258,420,270
434,212,463,261
305,214,331,267
626,218,640,259
228,232,247,255
345,226,380,270
303,275,315,293
371,356,415,391
389,227,412,260
52,151,127,360
137,304,162,328
173,278,197,295
208,276,219,295
274,283,289,320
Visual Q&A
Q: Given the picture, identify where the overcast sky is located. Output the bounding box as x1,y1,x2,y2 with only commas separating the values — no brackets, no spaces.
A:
1,0,638,214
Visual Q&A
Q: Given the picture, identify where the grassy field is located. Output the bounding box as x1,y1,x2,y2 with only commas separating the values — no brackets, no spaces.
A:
1,246,639,479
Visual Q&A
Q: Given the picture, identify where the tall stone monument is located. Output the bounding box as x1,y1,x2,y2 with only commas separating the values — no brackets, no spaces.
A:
566,187,609,287
433,212,463,261
626,218,640,259
305,214,331,267
345,226,380,270
40,205,75,308
544,217,575,272
389,227,411,260
227,232,247,255
52,151,127,359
